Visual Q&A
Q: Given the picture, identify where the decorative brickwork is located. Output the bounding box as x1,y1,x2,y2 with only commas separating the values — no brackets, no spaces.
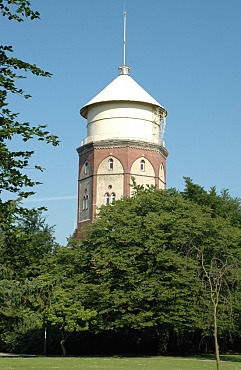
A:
74,139,168,239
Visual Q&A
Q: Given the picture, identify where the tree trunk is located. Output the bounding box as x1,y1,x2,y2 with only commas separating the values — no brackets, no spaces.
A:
155,329,162,355
60,329,66,356
155,326,169,355
213,304,221,370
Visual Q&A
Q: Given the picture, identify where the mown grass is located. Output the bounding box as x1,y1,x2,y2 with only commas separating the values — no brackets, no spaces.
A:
0,355,241,369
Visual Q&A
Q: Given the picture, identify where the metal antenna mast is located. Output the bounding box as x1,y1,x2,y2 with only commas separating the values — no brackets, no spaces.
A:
123,11,126,65
118,10,130,75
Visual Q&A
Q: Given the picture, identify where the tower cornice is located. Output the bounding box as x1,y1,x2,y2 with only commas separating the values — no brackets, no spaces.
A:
77,139,169,159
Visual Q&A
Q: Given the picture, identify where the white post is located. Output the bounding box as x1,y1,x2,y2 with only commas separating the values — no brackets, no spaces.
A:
44,321,47,355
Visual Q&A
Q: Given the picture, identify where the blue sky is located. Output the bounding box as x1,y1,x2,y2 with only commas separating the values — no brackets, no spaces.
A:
1,0,241,245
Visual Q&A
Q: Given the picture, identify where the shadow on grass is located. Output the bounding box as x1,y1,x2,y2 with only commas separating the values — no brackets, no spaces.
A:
0,353,241,362
190,354,241,363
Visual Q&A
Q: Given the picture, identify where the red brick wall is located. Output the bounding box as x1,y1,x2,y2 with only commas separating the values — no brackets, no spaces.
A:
75,140,168,237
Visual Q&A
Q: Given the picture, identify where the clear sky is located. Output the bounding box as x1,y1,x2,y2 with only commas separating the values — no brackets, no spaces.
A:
1,0,241,246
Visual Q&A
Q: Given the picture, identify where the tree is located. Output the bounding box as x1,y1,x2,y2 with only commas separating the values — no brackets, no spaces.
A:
0,0,59,207
195,249,237,370
46,286,96,356
183,178,241,369
25,244,98,356
71,188,204,353
0,2,59,342
70,182,241,357
0,207,58,352
0,205,57,278
0,276,48,353
183,177,241,227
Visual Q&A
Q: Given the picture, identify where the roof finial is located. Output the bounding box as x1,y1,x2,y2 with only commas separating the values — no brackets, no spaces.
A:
118,10,130,76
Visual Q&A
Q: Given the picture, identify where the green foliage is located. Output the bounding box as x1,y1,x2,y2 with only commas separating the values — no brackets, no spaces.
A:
35,244,97,355
0,207,58,351
46,287,96,333
0,204,57,277
71,190,201,335
0,0,40,22
182,178,241,329
0,1,59,214
0,43,59,198
182,178,241,367
183,177,241,227
0,3,60,350
66,183,241,355
0,178,240,355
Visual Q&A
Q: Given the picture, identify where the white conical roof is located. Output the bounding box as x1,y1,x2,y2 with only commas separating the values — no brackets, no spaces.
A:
80,73,166,118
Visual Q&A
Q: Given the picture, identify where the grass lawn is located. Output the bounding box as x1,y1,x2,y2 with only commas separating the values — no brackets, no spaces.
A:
0,355,241,370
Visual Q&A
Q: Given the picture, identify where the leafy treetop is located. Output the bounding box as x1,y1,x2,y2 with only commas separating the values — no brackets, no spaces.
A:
0,0,40,22
0,0,59,199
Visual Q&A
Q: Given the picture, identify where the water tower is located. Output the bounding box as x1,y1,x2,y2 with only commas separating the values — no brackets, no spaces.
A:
75,14,168,236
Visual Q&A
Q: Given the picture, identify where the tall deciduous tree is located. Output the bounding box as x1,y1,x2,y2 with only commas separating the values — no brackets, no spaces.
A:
0,208,58,351
46,286,97,356
183,178,241,369
70,183,241,357
29,244,98,356
71,188,202,352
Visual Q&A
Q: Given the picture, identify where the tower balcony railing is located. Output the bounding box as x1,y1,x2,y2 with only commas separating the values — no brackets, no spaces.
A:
81,137,88,146
81,137,165,147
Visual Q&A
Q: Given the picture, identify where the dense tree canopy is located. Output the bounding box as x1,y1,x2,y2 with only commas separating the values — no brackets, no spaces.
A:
0,179,240,356
183,177,241,227
0,208,58,352
182,178,241,368
64,182,241,356
0,206,57,278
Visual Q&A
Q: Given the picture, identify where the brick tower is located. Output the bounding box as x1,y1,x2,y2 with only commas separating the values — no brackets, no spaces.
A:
74,63,168,237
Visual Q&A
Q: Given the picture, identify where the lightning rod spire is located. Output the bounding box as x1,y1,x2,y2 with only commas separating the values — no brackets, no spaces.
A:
118,10,130,76
124,11,126,65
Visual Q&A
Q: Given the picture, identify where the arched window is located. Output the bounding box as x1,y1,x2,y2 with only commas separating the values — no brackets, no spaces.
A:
141,160,145,172
83,196,86,210
160,163,165,181
109,158,113,170
111,193,116,203
84,161,88,175
86,195,89,210
105,193,110,205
